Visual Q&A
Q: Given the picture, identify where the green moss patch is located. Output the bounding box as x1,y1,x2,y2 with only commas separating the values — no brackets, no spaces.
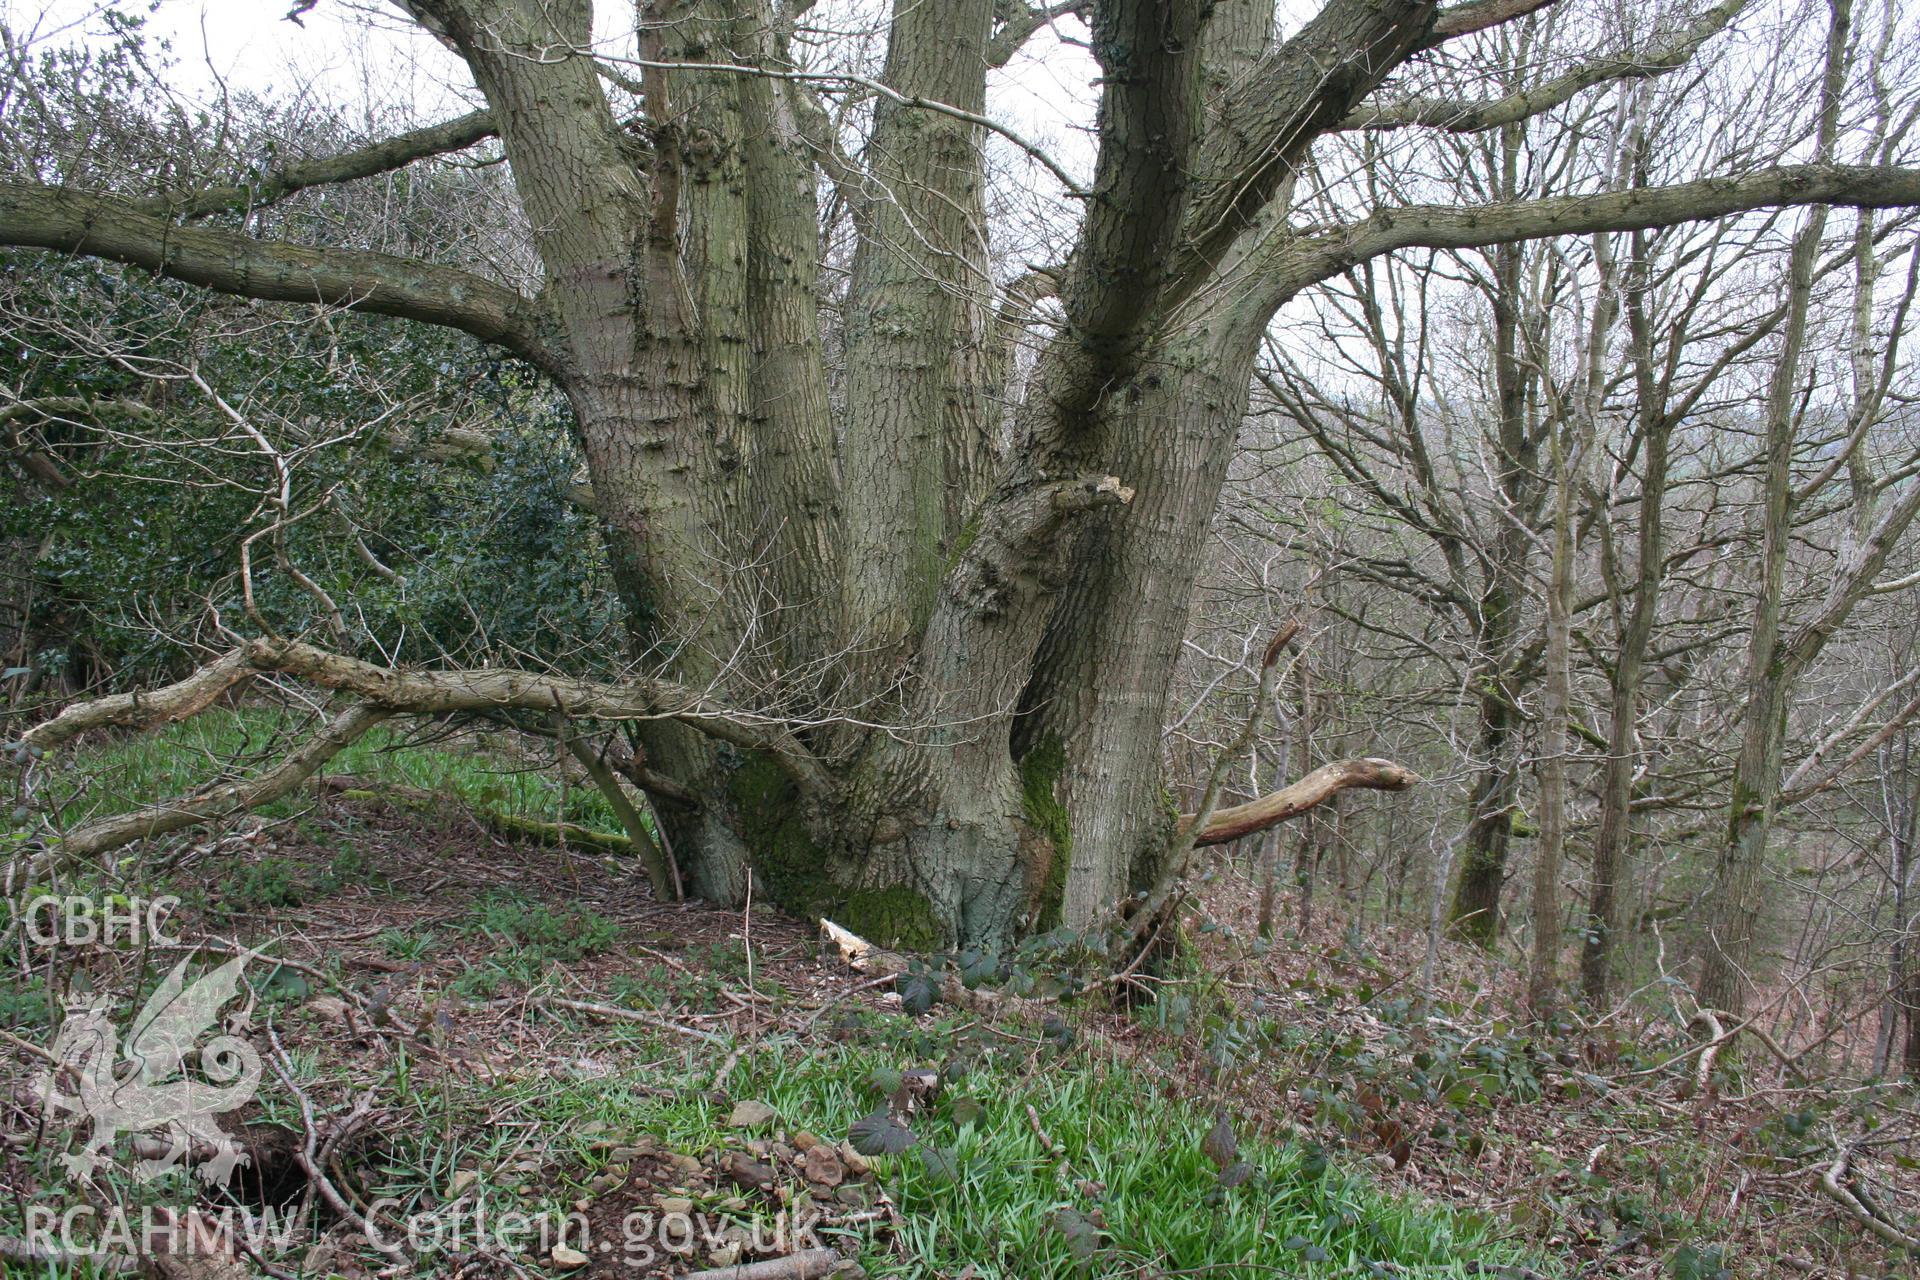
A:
840,885,942,951
1018,734,1071,929
726,752,835,918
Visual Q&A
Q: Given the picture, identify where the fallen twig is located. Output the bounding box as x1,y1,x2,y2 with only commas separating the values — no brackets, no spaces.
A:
1684,1007,1807,1092
680,1247,844,1279
1692,1008,1725,1093
264,1024,407,1265
1818,1141,1920,1253
531,995,729,1044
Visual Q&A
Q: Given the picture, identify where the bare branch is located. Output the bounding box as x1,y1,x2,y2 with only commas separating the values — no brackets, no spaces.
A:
1424,0,1560,46
985,0,1088,68
147,108,498,220
1284,165,1920,290
22,647,261,750
0,184,556,371
1345,0,1751,133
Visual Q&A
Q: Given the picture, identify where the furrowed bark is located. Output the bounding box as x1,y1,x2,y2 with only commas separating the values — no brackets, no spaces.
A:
1021,0,1209,434
1018,323,1267,925
840,0,996,667
645,0,844,676
19,0,1920,959
417,0,775,900
1163,0,1438,302
1013,0,1431,930
739,47,845,673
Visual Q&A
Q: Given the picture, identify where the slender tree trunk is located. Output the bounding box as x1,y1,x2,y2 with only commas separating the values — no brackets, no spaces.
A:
1699,0,1850,1012
1258,820,1284,940
1447,214,1538,946
1292,616,1322,933
1887,729,1920,1076
1528,416,1575,1016
1581,233,1669,1004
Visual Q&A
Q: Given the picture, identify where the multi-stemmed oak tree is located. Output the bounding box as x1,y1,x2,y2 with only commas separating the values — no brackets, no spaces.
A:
7,0,1920,958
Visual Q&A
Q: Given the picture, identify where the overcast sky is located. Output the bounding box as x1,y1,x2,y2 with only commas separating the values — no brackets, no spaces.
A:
9,0,1102,178
9,1,469,110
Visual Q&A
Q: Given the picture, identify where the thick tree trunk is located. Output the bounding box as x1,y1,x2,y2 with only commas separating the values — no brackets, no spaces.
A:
1449,687,1520,945
8,0,1626,954
1017,321,1268,929
839,0,997,670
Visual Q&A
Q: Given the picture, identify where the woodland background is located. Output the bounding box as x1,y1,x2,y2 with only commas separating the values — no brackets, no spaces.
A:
3,0,1920,1274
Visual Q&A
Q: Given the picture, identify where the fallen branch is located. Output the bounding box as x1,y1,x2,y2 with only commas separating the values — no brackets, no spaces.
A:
1684,1007,1807,1089
317,775,636,855
1691,1008,1726,1094
1183,757,1420,847
681,1247,844,1279
1819,1142,1920,1253
563,734,680,899
21,646,259,749
55,704,392,861
20,637,837,864
1173,621,1302,863
24,637,831,797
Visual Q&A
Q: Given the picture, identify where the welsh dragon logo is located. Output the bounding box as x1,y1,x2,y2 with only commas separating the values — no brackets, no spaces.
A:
37,952,263,1184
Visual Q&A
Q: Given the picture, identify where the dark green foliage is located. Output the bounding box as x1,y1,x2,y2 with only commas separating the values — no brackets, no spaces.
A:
3,87,619,689
1668,1243,1733,1280
848,1109,917,1156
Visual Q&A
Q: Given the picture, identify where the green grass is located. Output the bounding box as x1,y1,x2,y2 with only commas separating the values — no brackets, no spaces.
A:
345,1011,1539,1280
38,704,624,836
458,890,619,961
441,891,622,997
709,1028,1527,1278
14,711,1545,1278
